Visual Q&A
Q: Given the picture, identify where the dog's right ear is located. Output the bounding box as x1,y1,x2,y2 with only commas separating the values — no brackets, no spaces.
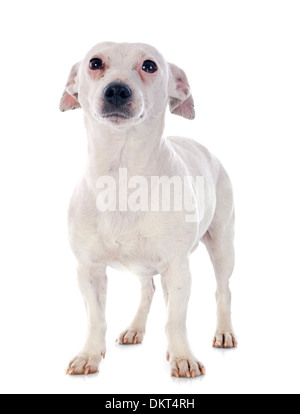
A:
59,62,81,112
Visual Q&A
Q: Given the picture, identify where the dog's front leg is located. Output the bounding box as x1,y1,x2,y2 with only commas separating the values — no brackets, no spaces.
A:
162,259,206,378
67,263,107,375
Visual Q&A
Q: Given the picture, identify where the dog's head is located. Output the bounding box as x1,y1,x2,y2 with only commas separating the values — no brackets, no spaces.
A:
60,42,195,127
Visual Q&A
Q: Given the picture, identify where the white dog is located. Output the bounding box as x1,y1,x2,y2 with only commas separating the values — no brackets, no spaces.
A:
60,42,237,378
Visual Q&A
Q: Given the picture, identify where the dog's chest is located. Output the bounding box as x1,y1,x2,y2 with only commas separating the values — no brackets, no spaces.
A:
96,212,167,275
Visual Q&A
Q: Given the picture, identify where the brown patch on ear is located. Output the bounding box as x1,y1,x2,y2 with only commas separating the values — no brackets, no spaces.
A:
59,91,81,112
168,63,195,120
59,62,81,112
169,96,195,120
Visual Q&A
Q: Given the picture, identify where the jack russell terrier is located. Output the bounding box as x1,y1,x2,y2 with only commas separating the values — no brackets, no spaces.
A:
60,42,237,378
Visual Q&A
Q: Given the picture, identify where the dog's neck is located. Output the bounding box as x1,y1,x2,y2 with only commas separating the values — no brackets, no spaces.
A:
84,112,168,182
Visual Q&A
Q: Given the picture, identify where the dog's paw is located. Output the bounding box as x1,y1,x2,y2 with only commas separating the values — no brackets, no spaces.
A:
213,332,238,349
167,353,206,378
118,328,145,345
66,352,105,376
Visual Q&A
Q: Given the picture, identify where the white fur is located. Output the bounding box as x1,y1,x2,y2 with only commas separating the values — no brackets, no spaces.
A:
61,42,237,377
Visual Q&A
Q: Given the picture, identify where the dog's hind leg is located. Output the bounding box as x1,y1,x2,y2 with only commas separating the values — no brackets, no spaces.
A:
118,276,155,344
202,169,238,349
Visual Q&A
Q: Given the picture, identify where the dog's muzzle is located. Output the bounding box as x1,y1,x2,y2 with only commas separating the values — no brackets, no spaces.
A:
100,81,141,123
103,82,132,107
101,82,134,120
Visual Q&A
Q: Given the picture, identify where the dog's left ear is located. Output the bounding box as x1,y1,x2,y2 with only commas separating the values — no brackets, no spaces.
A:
168,63,195,120
59,62,81,112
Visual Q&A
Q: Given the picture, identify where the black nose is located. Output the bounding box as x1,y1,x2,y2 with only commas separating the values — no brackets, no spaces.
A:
103,82,132,107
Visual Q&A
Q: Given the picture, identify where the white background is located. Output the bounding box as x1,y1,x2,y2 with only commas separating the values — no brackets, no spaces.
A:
0,0,299,394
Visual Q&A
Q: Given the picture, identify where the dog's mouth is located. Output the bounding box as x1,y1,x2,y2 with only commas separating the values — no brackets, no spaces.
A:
100,112,133,125
102,112,131,120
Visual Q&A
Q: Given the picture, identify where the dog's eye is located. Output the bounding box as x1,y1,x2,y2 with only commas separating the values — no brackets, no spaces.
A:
89,58,104,70
142,60,158,74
